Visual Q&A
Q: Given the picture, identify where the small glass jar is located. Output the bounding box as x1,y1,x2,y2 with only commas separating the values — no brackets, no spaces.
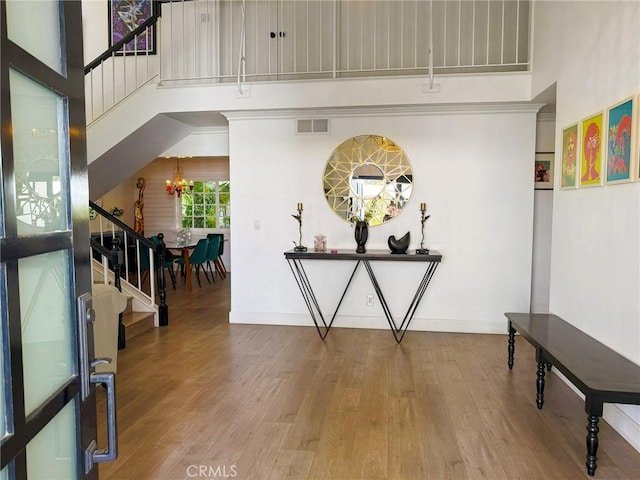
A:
314,235,326,252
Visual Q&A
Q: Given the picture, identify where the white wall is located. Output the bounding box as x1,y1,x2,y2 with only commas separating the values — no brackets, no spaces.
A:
160,128,229,157
228,105,538,333
82,0,108,63
89,179,136,233
531,0,640,451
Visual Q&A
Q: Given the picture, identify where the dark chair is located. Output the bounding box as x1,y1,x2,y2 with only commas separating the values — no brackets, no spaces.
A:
138,240,177,290
150,235,179,289
175,238,210,287
206,233,227,280
204,235,222,282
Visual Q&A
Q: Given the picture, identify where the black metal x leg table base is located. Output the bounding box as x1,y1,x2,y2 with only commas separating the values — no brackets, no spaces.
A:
286,256,440,343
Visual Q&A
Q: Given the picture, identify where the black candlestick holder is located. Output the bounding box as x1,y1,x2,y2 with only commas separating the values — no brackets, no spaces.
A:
292,204,307,252
415,207,430,255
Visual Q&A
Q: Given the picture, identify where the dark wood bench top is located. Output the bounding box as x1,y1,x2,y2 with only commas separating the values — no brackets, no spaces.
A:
505,313,640,403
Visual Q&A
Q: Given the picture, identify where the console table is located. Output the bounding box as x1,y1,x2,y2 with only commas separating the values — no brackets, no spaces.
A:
284,249,442,343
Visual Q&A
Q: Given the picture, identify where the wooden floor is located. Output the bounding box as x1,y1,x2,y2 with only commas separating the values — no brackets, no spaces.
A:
97,275,640,480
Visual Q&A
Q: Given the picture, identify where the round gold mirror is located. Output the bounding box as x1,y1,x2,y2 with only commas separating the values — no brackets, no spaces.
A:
323,134,413,226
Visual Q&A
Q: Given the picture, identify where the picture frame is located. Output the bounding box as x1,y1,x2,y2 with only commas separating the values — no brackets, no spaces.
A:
605,96,635,184
534,152,554,190
109,0,156,55
561,123,579,189
636,93,640,182
579,112,604,187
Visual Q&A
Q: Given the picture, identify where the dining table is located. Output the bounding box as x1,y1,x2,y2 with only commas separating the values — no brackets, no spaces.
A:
165,242,197,291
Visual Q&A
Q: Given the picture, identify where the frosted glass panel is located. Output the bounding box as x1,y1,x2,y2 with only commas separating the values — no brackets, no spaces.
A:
26,400,78,480
9,69,69,235
5,0,64,75
19,251,75,415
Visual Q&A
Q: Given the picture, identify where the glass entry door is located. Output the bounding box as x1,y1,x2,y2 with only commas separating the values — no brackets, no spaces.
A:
1,2,108,479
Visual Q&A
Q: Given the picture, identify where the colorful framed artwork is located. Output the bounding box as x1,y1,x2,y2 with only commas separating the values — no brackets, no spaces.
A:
636,93,640,182
561,123,579,188
534,152,554,189
605,97,634,184
109,0,156,55
580,112,603,187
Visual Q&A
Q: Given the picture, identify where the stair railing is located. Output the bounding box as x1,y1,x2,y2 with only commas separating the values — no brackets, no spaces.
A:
84,0,163,124
89,200,169,328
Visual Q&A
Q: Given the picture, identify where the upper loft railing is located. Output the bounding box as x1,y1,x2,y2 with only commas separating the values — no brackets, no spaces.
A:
159,0,530,84
85,0,530,122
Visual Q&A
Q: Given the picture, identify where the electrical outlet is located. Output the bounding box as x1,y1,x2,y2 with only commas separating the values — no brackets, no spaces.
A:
254,219,261,230
200,13,210,22
366,294,374,306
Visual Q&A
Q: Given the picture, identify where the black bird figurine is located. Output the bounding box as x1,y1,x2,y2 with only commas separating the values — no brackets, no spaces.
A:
388,232,410,254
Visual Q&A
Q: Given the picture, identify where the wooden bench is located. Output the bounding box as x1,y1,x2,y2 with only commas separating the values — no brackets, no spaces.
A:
505,312,640,476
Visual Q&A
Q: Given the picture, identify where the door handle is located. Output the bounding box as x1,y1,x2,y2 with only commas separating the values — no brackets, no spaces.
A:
91,357,112,368
90,372,118,463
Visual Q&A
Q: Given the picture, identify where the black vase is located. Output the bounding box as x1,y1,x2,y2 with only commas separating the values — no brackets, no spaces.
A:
354,221,368,253
388,231,410,254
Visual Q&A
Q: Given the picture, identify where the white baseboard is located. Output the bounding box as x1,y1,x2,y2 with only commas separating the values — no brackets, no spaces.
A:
228,311,507,334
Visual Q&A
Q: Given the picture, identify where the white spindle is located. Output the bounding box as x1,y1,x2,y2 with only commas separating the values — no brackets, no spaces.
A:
332,0,337,78
458,0,462,66
89,70,94,121
501,0,505,65
486,0,490,65
149,246,156,306
386,0,390,69
400,0,404,69
472,0,476,65
444,0,447,66
169,0,174,79
515,0,520,64
414,1,418,68
111,52,115,108
360,5,363,70
430,0,434,71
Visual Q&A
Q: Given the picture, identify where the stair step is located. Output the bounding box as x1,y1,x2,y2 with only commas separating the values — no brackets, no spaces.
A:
123,295,133,314
122,311,155,341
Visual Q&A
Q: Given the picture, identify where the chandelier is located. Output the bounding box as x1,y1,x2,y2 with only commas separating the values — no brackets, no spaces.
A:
165,157,193,198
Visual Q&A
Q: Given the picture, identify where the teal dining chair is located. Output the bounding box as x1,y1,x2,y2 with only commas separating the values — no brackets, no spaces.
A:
175,238,211,287
205,234,224,280
138,239,177,290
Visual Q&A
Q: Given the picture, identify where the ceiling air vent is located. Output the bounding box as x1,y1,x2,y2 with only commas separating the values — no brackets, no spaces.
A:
296,118,329,134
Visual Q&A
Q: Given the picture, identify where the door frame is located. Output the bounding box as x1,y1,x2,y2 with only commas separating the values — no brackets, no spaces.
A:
1,1,99,478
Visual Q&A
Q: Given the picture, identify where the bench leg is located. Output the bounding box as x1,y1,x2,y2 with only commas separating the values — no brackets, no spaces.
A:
586,415,600,476
536,361,546,409
508,323,516,369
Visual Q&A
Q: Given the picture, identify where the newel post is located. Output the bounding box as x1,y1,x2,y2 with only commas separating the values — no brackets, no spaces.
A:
110,237,126,350
156,233,169,327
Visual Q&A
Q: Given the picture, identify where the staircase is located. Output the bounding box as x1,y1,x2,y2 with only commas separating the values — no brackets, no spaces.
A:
121,295,156,342
90,201,170,348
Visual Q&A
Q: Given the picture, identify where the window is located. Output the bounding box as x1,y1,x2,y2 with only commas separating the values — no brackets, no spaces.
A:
181,180,230,229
